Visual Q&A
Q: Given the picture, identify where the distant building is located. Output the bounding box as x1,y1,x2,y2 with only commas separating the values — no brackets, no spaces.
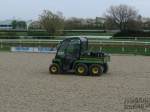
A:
95,17,106,24
0,20,13,29
0,19,34,30
142,17,150,23
142,17,150,29
94,17,106,28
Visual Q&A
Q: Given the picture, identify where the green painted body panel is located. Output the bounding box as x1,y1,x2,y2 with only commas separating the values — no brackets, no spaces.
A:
80,56,110,62
72,55,110,69
52,58,62,66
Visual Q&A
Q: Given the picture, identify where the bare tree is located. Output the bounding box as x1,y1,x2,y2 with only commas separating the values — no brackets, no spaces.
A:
104,4,142,32
39,10,64,36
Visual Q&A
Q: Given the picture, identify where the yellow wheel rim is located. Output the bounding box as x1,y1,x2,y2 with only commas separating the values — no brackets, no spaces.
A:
92,67,99,74
78,67,84,73
51,66,57,72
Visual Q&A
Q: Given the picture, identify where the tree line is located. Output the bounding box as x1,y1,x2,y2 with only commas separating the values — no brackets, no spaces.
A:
12,4,150,36
12,20,27,29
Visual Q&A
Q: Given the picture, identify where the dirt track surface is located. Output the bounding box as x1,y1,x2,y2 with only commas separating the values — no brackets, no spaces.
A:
0,52,150,112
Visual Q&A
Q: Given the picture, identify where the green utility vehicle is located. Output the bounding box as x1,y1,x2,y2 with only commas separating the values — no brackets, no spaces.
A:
49,37,110,76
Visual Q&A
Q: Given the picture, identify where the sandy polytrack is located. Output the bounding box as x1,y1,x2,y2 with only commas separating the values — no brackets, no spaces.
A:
0,52,150,112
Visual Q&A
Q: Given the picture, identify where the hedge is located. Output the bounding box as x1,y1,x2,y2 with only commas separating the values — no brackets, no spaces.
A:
113,30,150,37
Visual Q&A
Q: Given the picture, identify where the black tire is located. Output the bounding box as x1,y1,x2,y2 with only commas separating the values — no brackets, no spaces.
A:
103,63,109,73
89,64,103,76
75,63,88,76
49,63,62,74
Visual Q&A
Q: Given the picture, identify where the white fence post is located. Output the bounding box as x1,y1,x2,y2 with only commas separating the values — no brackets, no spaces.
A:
0,40,2,48
122,42,124,52
134,38,137,55
39,40,41,48
145,41,147,53
19,40,21,47
99,42,102,51
145,48,147,53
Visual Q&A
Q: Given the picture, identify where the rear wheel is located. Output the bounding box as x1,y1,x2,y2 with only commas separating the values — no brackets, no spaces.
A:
49,63,61,74
75,63,88,75
89,64,103,76
103,63,109,73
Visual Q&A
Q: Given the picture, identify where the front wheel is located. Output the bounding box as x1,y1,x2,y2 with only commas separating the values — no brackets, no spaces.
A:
89,64,103,76
49,63,61,74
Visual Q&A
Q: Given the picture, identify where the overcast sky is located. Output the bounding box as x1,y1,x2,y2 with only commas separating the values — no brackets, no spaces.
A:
0,0,150,20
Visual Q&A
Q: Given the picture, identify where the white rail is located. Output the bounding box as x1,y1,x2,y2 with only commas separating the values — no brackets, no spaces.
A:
0,39,150,44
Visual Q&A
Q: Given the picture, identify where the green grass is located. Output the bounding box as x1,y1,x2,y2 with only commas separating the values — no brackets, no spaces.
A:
0,47,10,51
65,32,115,36
0,31,28,36
16,32,28,36
0,32,7,35
88,46,150,56
0,30,115,37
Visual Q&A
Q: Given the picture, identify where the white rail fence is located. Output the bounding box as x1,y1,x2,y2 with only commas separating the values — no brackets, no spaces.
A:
0,38,150,54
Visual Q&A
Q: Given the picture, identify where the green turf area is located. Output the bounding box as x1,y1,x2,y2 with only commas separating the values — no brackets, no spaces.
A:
0,31,28,36
88,46,150,56
65,32,115,36
16,32,28,36
0,47,10,51
0,30,116,37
